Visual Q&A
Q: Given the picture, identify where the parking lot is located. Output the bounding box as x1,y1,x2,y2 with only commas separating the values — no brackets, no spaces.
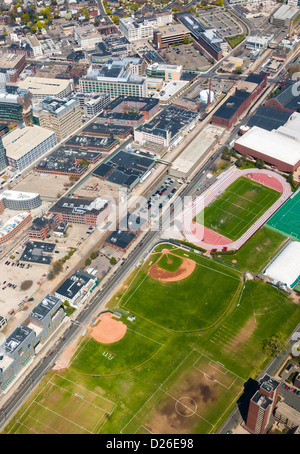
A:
12,173,71,200
160,44,212,71
198,10,242,38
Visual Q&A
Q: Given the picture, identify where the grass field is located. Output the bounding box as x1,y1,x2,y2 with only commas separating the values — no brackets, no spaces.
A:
3,244,300,435
213,227,287,274
194,177,281,241
118,248,242,331
157,252,183,273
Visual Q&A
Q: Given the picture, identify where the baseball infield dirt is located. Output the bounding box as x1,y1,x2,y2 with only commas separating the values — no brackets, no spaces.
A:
91,312,127,344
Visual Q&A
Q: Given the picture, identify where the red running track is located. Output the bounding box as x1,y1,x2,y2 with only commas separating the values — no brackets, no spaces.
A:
179,167,292,251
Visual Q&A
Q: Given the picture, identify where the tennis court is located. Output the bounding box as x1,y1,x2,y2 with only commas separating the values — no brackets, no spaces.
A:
265,189,300,240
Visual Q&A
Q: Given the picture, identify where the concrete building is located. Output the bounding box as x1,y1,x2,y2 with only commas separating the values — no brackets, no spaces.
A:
270,4,300,27
153,23,191,49
119,14,172,42
134,105,199,147
28,213,57,240
0,294,65,392
275,401,300,430
146,63,182,81
55,269,97,307
0,53,26,83
32,96,82,143
103,95,159,122
0,190,41,214
169,125,225,179
245,375,280,434
3,125,57,171
26,35,43,57
176,14,227,61
74,25,103,50
18,77,74,100
79,61,146,99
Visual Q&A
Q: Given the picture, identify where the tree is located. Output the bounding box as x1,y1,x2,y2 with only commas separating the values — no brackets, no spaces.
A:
183,35,190,44
90,251,98,260
262,333,286,357
85,258,92,266
112,15,119,25
22,13,30,24
255,158,265,169
172,6,178,11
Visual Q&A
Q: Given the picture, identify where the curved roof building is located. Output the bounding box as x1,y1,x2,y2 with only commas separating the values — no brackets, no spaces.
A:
263,241,300,289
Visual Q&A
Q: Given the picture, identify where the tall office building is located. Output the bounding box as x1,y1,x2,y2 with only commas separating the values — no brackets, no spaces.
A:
245,375,280,434
0,136,7,171
32,96,82,143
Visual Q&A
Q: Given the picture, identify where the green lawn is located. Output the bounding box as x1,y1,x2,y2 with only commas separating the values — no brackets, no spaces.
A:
227,34,245,48
213,227,286,274
157,252,183,272
3,245,300,435
194,177,281,241
120,249,242,331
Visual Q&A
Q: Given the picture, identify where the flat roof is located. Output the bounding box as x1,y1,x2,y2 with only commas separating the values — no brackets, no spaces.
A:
0,190,40,202
2,125,56,161
104,229,136,249
56,269,95,300
18,77,72,96
264,241,300,288
29,293,61,321
234,125,300,166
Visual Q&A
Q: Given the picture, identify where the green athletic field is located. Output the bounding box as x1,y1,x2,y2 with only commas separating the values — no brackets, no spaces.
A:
265,190,300,240
194,177,281,241
3,244,300,435
118,248,242,331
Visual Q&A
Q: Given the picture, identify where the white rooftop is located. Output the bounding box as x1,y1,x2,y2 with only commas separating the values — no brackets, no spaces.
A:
234,125,300,166
264,241,300,288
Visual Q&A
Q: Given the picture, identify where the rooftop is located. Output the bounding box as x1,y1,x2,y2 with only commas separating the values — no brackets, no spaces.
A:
29,293,61,321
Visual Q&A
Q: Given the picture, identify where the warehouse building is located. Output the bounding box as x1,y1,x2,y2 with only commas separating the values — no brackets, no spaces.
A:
49,197,112,227
104,229,136,252
103,96,159,122
211,73,267,129
119,14,172,42
270,4,300,27
234,113,300,172
65,135,118,153
81,123,133,140
263,241,300,290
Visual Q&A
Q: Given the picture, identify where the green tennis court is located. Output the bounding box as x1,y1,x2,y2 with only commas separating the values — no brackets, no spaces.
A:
265,190,300,240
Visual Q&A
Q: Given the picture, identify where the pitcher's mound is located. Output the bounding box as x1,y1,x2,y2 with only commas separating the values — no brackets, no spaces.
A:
91,312,127,344
148,256,196,282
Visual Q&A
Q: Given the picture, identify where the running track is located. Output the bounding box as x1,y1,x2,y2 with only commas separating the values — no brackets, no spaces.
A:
178,167,292,251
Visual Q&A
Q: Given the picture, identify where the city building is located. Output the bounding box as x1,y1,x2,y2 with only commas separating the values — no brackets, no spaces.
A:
3,125,57,171
119,14,172,42
245,375,281,434
0,135,7,171
146,63,182,81
65,135,118,153
270,4,300,27
92,148,156,190
0,295,65,392
264,81,300,113
55,269,97,307
0,53,26,83
233,114,300,172
20,240,56,265
32,96,82,143
34,146,102,176
91,35,131,64
26,35,43,57
18,77,74,100
274,402,300,431
28,213,57,240
211,73,267,129
81,122,133,140
74,25,103,50
0,190,41,214
176,14,228,61
79,60,146,99
134,105,199,147
49,197,112,226
74,92,110,117
153,23,191,49
0,84,32,125
0,212,32,245
104,229,136,252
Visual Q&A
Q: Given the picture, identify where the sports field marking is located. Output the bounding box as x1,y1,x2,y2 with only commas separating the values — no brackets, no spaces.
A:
122,273,149,308
26,413,62,434
120,350,195,434
126,326,164,346
134,425,154,434
193,260,241,281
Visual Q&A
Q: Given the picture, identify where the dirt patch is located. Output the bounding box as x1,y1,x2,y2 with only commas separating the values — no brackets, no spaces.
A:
90,312,127,344
148,253,196,283
20,280,33,291
226,317,257,353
